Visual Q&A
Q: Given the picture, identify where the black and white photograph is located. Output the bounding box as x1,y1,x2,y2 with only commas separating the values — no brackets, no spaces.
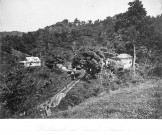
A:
0,0,162,124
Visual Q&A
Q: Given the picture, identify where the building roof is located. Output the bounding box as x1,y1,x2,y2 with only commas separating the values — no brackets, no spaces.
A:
26,57,41,62
117,53,132,59
110,57,121,61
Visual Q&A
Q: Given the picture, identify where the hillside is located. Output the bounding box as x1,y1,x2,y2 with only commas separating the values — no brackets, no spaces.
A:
0,0,162,118
50,79,162,119
0,31,24,38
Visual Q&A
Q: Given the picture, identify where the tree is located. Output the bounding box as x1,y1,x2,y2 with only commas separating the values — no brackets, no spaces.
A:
0,67,35,117
126,26,139,76
74,18,80,26
114,0,155,76
62,19,69,25
115,0,147,32
72,47,105,79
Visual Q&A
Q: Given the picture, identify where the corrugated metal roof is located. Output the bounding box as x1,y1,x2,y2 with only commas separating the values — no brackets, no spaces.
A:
26,57,40,62
117,54,132,59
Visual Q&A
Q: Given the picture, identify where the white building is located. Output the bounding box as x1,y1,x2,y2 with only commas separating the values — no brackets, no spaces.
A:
117,54,133,69
19,57,41,67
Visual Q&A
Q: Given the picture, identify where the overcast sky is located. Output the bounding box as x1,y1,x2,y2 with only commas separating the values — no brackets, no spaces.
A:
0,0,162,32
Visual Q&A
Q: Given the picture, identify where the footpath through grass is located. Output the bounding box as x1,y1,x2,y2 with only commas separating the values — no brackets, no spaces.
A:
50,79,162,119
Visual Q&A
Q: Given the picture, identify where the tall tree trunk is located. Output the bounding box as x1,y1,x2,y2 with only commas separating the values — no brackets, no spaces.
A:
0,37,2,65
133,40,136,77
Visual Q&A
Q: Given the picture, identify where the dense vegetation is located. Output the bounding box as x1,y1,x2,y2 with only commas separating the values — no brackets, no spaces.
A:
0,0,162,118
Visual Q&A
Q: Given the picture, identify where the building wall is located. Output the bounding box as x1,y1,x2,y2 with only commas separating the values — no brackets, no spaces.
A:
121,58,132,69
24,61,41,67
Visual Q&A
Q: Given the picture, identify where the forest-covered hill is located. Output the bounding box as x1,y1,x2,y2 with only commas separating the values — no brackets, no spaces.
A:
0,31,24,38
0,0,162,118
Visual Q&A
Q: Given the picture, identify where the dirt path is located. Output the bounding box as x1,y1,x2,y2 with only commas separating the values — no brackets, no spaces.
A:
37,70,86,116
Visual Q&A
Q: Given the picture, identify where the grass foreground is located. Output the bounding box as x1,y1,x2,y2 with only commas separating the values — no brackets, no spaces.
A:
49,79,162,119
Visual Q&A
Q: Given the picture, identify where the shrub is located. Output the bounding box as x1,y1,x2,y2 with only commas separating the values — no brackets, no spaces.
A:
100,69,119,92
72,47,105,79
57,80,102,111
0,67,36,117
0,65,71,118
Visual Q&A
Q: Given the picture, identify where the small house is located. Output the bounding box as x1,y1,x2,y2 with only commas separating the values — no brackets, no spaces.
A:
19,57,41,67
117,54,133,69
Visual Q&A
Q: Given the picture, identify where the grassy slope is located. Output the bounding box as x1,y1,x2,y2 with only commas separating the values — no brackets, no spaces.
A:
50,79,162,119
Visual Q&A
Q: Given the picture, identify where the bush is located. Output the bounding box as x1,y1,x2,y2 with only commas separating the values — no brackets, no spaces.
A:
0,65,71,118
151,64,162,78
100,68,144,91
57,80,102,111
100,69,119,92
0,67,36,117
137,60,162,78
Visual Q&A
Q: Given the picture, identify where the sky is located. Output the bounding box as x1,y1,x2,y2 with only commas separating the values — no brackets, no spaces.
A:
0,0,162,32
